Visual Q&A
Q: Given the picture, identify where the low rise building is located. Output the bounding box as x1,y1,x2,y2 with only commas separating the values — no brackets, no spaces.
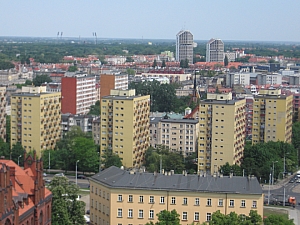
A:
92,117,100,145
61,113,94,135
89,166,263,225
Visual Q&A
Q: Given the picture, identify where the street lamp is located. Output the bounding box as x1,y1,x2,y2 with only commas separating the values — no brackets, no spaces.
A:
76,160,79,186
284,152,290,177
268,170,271,205
272,161,278,185
18,155,22,166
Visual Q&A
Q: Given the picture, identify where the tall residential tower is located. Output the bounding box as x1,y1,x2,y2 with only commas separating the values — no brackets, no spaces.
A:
176,30,194,64
206,38,224,62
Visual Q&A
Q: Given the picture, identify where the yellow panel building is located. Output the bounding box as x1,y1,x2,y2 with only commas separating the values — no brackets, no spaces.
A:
10,87,61,156
252,88,293,144
89,166,263,225
0,87,6,141
100,89,150,168
198,93,246,174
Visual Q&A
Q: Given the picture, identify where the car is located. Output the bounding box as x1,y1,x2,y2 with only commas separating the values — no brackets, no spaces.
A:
77,175,86,179
290,179,295,183
44,179,51,184
86,210,90,215
54,173,65,177
43,173,47,177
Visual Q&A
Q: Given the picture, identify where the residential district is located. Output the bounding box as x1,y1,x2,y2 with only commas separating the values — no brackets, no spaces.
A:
1,31,300,224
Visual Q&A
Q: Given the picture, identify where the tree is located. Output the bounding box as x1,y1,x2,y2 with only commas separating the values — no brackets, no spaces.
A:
10,143,25,167
292,122,300,164
208,210,262,225
88,100,100,115
0,138,10,159
49,176,85,225
224,55,229,66
0,61,14,70
102,149,122,169
126,56,134,62
126,68,135,75
155,209,180,225
67,65,78,72
152,59,157,68
33,74,52,86
162,60,166,68
263,214,294,225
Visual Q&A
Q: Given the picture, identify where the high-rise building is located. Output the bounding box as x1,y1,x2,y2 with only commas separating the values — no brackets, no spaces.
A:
0,87,6,141
252,88,293,144
100,73,128,98
206,38,224,62
89,166,263,225
100,89,150,168
176,30,194,64
198,93,246,174
61,73,97,115
10,86,61,155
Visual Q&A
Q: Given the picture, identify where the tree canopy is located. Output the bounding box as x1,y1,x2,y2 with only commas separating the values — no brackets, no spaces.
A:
88,100,100,115
146,209,180,225
208,210,262,225
33,74,52,86
101,148,122,169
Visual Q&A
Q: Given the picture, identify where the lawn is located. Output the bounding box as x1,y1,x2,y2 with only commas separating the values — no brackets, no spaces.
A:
264,207,289,219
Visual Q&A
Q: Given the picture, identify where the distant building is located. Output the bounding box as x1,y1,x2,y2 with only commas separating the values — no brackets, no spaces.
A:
10,86,61,156
0,87,6,141
256,73,282,85
252,88,293,144
61,73,97,115
89,166,263,225
206,38,224,62
198,93,246,174
61,113,94,135
92,117,100,145
100,73,128,98
0,152,52,225
100,89,150,168
226,73,251,87
176,30,194,64
224,52,236,62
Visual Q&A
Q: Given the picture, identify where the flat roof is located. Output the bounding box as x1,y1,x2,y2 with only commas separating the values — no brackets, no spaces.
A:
200,99,242,105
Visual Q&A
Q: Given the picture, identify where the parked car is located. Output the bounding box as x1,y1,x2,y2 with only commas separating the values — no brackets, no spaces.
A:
77,175,86,179
54,173,65,177
44,179,51,184
86,210,90,215
290,179,295,183
43,173,47,177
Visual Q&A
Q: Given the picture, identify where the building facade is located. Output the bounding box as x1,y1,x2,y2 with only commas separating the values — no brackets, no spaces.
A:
0,152,52,225
100,90,150,168
89,166,263,225
61,113,94,135
198,93,246,174
100,73,128,98
61,73,97,115
0,87,6,141
176,30,194,64
92,118,101,145
10,87,61,155
206,38,224,62
252,88,293,144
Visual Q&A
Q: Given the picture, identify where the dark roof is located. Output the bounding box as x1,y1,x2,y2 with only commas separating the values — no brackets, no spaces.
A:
90,166,262,195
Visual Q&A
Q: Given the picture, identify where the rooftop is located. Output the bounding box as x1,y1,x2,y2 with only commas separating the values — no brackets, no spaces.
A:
90,166,262,195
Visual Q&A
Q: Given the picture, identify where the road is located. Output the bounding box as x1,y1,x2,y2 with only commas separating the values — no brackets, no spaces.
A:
43,174,90,189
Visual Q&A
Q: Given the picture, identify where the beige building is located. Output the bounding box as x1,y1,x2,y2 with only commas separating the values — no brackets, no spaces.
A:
10,87,61,155
252,88,293,144
92,117,101,145
100,89,150,168
198,93,246,174
150,117,199,157
0,87,6,141
89,166,263,225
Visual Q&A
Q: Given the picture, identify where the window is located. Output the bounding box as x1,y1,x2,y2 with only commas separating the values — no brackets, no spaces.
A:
128,209,133,218
149,196,154,203
218,199,223,206
171,197,176,205
183,197,188,205
117,209,122,217
252,201,257,208
241,200,246,207
118,195,123,202
149,210,154,219
182,212,187,220
138,210,144,218
206,213,212,221
128,195,133,202
194,212,199,221
229,200,234,207
195,198,199,205
139,196,144,203
207,199,212,206
160,196,165,204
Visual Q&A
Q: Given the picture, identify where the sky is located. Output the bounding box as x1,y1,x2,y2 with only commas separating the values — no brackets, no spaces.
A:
1,0,300,42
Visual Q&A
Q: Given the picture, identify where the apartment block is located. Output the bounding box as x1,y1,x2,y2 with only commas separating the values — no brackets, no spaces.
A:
100,89,150,168
100,73,128,98
206,38,224,62
226,73,251,87
92,117,100,145
252,88,293,144
176,30,194,64
0,87,6,141
198,93,246,174
61,73,97,115
150,117,199,156
61,113,94,135
10,86,61,155
89,166,263,225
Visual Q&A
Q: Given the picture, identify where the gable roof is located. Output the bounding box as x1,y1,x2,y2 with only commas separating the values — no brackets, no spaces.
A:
90,166,262,195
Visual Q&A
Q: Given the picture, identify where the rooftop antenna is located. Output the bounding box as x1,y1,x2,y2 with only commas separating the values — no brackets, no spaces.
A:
60,32,63,39
95,32,97,45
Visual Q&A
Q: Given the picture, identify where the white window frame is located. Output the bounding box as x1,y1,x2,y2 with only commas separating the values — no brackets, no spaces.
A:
117,208,122,218
138,210,144,218
195,198,199,205
194,212,199,221
160,196,165,204
182,212,187,220
128,209,133,218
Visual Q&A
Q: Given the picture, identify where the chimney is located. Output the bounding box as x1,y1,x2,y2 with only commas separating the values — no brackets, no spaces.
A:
229,173,233,178
154,171,157,176
170,170,174,175
0,156,5,159
9,167,16,177
168,171,171,176
161,169,164,174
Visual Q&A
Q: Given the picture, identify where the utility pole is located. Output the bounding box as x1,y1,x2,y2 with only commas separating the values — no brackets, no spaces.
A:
160,155,162,174
268,171,271,205
272,161,278,185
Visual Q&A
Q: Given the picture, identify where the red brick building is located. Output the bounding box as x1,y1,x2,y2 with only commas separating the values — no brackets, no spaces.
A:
0,151,52,225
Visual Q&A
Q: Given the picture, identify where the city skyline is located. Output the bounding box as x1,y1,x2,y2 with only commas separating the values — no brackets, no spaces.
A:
1,0,300,42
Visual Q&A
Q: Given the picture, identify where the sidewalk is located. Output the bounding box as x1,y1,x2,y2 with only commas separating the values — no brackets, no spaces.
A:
262,174,294,191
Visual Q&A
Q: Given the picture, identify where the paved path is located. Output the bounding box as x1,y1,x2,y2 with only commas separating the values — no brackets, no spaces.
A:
80,192,90,212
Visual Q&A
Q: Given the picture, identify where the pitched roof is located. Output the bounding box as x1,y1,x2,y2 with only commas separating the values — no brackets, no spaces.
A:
90,166,262,195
